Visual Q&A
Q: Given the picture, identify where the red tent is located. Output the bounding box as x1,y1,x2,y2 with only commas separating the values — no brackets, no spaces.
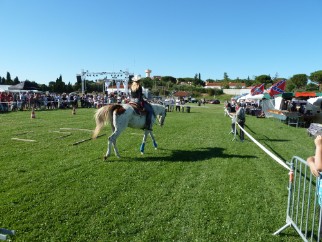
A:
294,92,316,97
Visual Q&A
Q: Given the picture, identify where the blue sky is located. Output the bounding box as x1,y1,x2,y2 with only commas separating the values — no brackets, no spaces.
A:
1,0,322,85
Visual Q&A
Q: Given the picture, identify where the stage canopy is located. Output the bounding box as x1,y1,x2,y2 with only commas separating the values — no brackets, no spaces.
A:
8,81,39,91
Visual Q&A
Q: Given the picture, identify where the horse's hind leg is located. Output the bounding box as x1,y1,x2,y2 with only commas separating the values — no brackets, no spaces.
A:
106,127,124,158
104,121,122,160
149,131,158,149
104,136,113,160
112,140,120,158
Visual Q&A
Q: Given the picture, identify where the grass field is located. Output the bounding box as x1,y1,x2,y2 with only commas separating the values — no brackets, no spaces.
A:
0,104,315,241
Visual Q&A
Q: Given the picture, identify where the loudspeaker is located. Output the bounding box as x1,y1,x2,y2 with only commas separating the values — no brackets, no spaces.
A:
76,74,82,83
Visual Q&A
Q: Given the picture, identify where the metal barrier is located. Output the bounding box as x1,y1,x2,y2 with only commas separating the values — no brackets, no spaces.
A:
274,156,322,241
225,110,321,240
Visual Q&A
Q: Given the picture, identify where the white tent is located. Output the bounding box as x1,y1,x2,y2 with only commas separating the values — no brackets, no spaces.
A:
0,85,11,92
274,96,283,110
305,97,322,115
307,97,322,106
237,93,249,101
246,93,271,100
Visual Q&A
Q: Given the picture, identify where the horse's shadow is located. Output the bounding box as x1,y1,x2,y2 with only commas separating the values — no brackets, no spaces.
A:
136,147,257,162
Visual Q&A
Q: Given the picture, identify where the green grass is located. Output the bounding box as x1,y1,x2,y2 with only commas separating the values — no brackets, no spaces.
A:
0,105,314,241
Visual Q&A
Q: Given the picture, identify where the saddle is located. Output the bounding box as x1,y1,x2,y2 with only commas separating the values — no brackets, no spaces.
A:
129,102,147,116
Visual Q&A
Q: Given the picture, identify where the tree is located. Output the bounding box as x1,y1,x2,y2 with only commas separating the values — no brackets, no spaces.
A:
207,88,215,96
73,76,82,92
141,77,153,89
161,76,176,84
193,74,204,86
306,83,319,91
285,80,296,92
255,75,272,85
48,81,54,92
66,82,74,93
223,72,230,82
273,72,279,81
244,78,253,87
176,78,186,84
309,70,322,90
23,80,40,90
39,84,48,92
289,74,307,89
47,75,66,93
6,72,12,84
309,70,322,83
13,76,20,84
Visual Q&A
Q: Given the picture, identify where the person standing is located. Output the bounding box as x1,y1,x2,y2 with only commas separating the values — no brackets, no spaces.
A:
130,75,153,131
307,135,322,177
236,102,246,141
175,98,181,112
307,135,322,208
180,98,185,112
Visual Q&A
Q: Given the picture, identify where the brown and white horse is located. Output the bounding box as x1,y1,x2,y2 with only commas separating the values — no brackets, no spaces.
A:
92,103,166,160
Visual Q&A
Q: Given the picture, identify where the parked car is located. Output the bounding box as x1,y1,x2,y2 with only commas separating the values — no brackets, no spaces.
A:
209,99,220,104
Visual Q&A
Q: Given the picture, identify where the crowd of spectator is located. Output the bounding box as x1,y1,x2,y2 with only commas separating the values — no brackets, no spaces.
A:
0,91,132,113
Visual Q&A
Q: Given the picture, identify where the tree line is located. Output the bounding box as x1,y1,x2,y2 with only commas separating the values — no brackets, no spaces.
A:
1,70,322,96
0,72,211,96
205,71,322,92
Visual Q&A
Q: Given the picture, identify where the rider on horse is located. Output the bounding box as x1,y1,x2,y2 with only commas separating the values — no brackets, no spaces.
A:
130,75,154,131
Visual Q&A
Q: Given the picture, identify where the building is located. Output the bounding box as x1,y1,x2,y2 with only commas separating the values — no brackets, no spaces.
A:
204,82,246,89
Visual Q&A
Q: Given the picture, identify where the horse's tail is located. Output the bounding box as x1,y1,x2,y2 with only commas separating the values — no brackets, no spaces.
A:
92,105,112,139
92,104,126,139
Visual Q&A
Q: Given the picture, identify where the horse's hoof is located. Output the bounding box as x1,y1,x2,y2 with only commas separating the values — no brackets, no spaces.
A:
141,152,144,155
103,156,107,161
155,148,157,150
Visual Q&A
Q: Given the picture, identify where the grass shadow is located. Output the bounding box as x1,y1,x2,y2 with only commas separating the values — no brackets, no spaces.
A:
137,147,257,162
261,135,291,142
262,142,288,162
244,123,257,135
258,138,291,142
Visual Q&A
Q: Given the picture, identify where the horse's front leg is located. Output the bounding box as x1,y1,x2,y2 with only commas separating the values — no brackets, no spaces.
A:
140,130,149,155
149,131,158,149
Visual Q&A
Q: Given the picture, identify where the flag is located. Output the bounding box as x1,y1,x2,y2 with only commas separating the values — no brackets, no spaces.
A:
267,79,286,97
250,83,265,95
